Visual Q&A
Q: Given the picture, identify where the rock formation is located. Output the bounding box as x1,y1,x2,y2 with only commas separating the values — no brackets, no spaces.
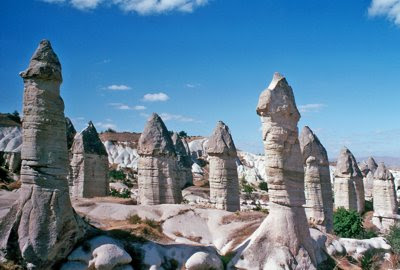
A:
300,126,334,233
171,132,193,188
360,157,378,201
372,163,399,231
334,147,365,213
0,40,86,269
65,117,76,150
232,73,316,269
137,113,182,205
206,121,240,212
70,121,109,198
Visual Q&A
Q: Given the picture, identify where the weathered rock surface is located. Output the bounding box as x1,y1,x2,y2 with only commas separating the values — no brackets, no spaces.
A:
372,163,399,231
334,147,365,213
171,132,193,188
70,121,109,198
137,113,182,205
66,117,76,150
360,157,378,201
232,73,316,269
300,126,333,233
0,40,86,269
185,251,223,270
206,121,240,212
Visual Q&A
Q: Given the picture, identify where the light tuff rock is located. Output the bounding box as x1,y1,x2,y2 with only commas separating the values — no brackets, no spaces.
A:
360,157,378,201
171,132,193,188
232,73,316,269
334,147,365,213
300,126,334,233
0,40,86,269
185,251,223,270
70,122,109,198
206,121,240,212
137,113,182,205
372,163,399,231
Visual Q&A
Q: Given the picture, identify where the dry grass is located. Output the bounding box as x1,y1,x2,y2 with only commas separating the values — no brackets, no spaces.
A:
0,261,23,270
221,211,267,225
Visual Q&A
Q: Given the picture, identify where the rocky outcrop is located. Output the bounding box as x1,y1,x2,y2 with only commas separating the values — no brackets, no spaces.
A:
0,40,86,269
70,121,109,198
171,132,193,188
334,147,365,213
232,73,316,269
360,157,378,201
65,117,76,150
300,126,334,233
206,121,240,212
372,163,399,231
137,113,182,205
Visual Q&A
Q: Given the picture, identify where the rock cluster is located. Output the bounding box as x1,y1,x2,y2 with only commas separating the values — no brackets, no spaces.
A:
232,73,316,269
359,157,378,201
69,121,109,198
171,132,193,188
334,147,365,213
372,163,399,231
0,40,86,269
300,126,334,233
206,121,240,212
137,113,182,205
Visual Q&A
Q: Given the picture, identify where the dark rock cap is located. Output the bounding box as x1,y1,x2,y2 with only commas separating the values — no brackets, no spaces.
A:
80,121,107,155
367,157,378,173
374,162,394,180
138,113,176,156
335,147,362,178
256,72,300,123
20,39,62,82
66,117,77,150
299,126,329,164
206,121,237,156
171,132,193,167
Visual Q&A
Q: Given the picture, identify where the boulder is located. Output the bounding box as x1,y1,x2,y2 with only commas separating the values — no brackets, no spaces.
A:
300,126,334,233
88,244,132,270
185,251,223,270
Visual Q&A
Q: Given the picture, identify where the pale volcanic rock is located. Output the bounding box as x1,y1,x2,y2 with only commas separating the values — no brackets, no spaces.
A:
372,163,399,231
232,73,316,269
137,113,182,205
300,126,334,233
0,40,86,269
171,132,193,188
334,147,365,213
360,157,378,201
70,121,109,198
206,121,240,212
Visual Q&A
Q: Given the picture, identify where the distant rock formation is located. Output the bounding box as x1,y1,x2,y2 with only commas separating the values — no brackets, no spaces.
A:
372,163,399,231
206,121,240,212
334,147,365,213
171,132,193,188
232,73,316,269
65,117,76,150
300,126,334,233
137,113,182,205
359,157,378,201
70,121,109,198
0,40,86,269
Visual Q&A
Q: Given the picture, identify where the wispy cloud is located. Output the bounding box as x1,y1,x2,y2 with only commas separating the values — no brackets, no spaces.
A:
109,103,146,110
106,84,131,91
185,83,200,88
95,121,117,130
140,112,198,122
41,0,209,14
298,103,326,113
368,0,400,25
142,92,169,102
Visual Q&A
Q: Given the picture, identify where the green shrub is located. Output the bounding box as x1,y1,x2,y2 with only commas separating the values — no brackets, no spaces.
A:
333,208,364,238
127,214,142,224
109,169,126,180
110,188,131,198
258,182,268,191
386,225,400,254
178,131,187,137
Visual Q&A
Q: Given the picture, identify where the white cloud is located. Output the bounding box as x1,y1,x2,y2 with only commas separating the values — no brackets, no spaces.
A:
106,84,131,91
159,112,195,122
95,121,117,130
109,103,146,110
142,92,169,102
298,103,326,113
369,0,400,25
41,0,208,14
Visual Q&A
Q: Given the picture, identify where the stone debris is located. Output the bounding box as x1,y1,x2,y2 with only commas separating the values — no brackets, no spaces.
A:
171,132,193,188
372,162,399,231
137,113,182,205
0,40,86,269
334,147,365,213
300,126,334,233
232,73,316,269
206,121,240,212
70,121,109,198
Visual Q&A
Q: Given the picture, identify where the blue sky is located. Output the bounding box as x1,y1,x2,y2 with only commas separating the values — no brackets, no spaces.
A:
1,0,400,159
